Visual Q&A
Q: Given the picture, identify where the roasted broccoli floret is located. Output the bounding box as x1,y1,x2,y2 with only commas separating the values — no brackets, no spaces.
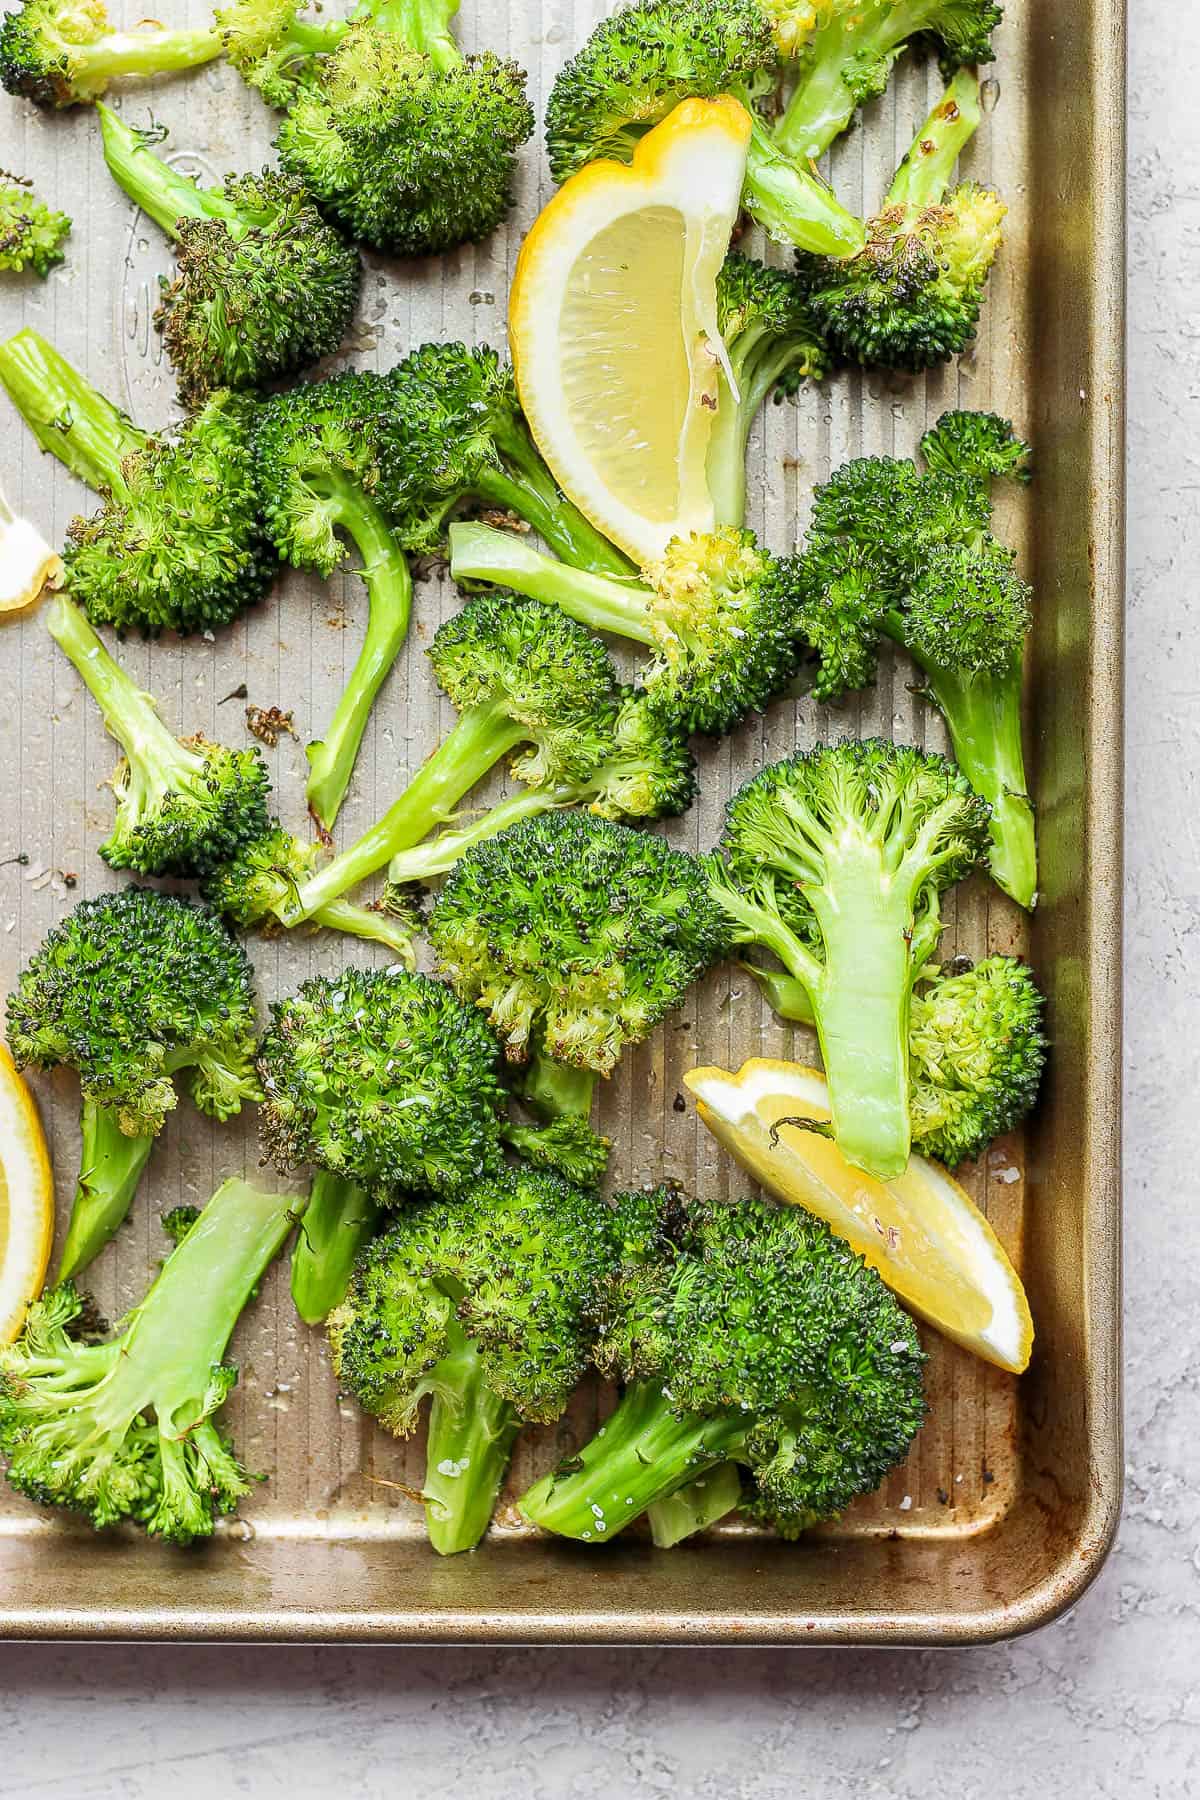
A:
97,105,360,407
0,175,69,275
217,0,349,106
0,0,222,107
47,592,271,876
254,371,412,829
707,252,830,529
0,1179,297,1542
771,0,1002,163
273,0,533,256
544,0,865,258
201,817,420,960
269,592,620,929
450,521,806,736
797,68,1005,369
384,688,696,889
429,811,728,1150
518,1185,926,1541
377,342,632,575
330,1162,621,1553
0,329,276,636
257,967,509,1320
745,952,1046,1166
796,416,1036,905
6,889,261,1279
708,739,990,1179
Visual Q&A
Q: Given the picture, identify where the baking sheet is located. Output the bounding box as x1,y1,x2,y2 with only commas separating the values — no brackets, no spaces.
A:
0,0,1124,1642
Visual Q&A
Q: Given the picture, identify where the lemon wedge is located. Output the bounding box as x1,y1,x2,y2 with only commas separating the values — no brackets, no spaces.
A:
0,1044,54,1344
509,96,751,567
0,485,62,614
685,1058,1033,1374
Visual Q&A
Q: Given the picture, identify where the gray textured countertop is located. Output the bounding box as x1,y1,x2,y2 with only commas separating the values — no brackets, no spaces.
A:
0,7,1192,1795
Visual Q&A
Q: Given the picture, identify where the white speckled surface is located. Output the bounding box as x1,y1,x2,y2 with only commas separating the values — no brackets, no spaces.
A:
0,5,1190,1792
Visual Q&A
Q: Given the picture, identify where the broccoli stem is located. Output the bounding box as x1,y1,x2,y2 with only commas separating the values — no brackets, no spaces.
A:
290,1171,379,1325
0,328,146,493
901,645,1036,910
57,1099,155,1282
46,591,200,801
98,103,257,241
370,0,462,71
707,334,810,529
423,1319,520,1555
304,483,414,830
59,23,223,87
386,784,564,884
647,1460,744,1548
313,894,417,961
774,2,931,163
474,416,636,577
277,699,528,925
449,522,657,646
521,1050,597,1126
518,1379,750,1540
739,112,866,258
739,958,814,1023
887,66,981,211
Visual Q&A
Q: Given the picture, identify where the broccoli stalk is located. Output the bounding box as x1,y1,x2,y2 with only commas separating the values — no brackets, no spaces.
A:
97,105,361,406
47,592,271,876
646,1461,744,1548
420,1318,521,1556
449,521,806,736
60,1101,156,1284
798,68,1005,369
290,1171,379,1326
0,176,70,275
0,0,223,108
0,1178,298,1542
773,0,1002,163
0,328,275,635
710,741,990,1179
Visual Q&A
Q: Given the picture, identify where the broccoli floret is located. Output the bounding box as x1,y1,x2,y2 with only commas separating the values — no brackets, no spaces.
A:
708,252,830,529
797,68,1005,369
0,329,276,636
254,371,413,829
270,592,620,929
796,422,1036,906
0,481,62,610
217,0,349,106
330,1162,621,1552
0,0,222,107
518,1185,926,1541
544,0,865,258
0,175,69,275
273,0,533,256
47,592,271,876
384,688,697,889
97,106,360,407
744,951,1046,1165
201,818,420,961
0,1179,297,1542
258,965,508,1195
450,521,807,736
428,811,728,1149
158,1204,201,1246
377,342,633,576
771,0,1002,163
708,739,990,1179
6,889,261,1279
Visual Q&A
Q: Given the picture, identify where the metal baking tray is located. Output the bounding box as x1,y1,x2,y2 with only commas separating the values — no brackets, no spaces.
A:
0,0,1124,1643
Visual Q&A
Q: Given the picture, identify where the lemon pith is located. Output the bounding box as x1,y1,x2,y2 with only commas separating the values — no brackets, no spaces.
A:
0,1043,54,1345
685,1058,1033,1374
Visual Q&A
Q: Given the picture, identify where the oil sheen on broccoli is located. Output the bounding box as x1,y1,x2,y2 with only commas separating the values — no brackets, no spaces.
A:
47,592,271,877
0,175,70,275
330,1162,623,1553
708,739,990,1180
98,104,361,407
0,328,276,636
449,521,807,736
518,1184,926,1541
274,0,534,257
795,410,1036,906
5,889,261,1279
0,1179,298,1542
